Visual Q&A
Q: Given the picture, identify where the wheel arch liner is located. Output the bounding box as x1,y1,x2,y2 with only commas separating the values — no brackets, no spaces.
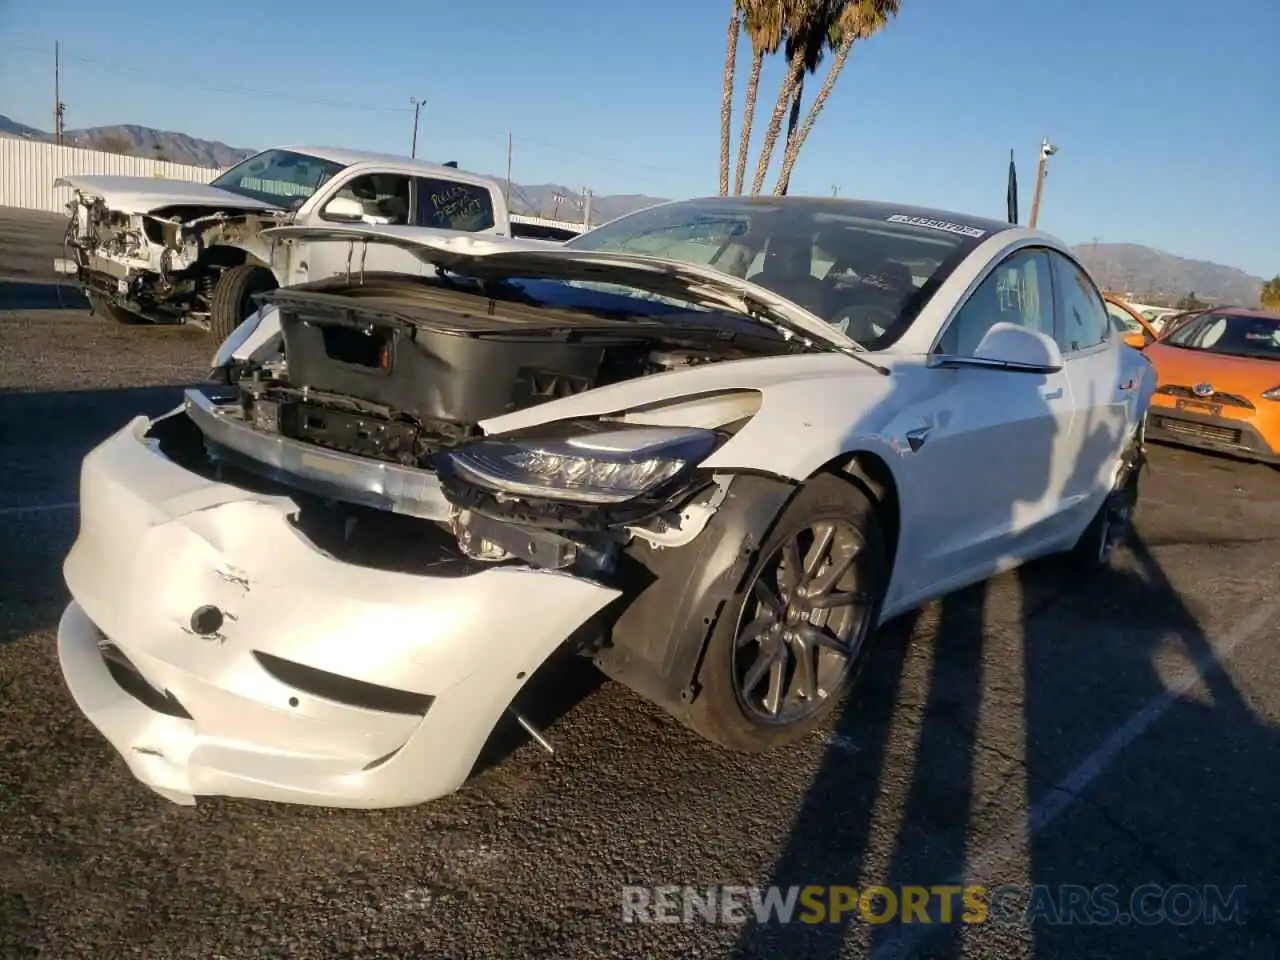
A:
594,473,798,721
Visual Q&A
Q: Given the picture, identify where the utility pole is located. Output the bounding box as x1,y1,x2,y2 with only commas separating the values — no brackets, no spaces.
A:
52,41,66,146
409,96,425,158
504,130,512,209
1028,137,1058,229
831,184,840,197
582,187,592,228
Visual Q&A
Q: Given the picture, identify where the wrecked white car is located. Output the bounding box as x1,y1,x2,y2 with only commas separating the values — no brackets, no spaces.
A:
53,145,514,340
57,196,1155,809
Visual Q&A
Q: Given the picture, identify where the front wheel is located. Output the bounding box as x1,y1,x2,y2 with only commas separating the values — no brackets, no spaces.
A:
87,292,147,325
209,264,277,342
685,472,890,752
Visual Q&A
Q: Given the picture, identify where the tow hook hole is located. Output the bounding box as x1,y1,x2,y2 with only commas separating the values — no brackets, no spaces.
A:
288,697,299,708
516,671,526,680
190,605,224,636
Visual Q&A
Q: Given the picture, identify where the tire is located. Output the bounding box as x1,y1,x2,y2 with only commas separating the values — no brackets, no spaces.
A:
1069,424,1145,569
209,264,277,342
87,292,148,325
685,472,890,752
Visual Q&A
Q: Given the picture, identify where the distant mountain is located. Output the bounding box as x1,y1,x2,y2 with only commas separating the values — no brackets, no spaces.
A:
1072,242,1264,309
0,114,666,226
0,115,46,139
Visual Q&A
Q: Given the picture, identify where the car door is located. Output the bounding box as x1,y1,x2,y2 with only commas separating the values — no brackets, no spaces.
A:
1046,252,1132,526
891,246,1076,600
294,172,428,283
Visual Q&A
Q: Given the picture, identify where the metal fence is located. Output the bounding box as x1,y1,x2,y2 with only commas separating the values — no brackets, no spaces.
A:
0,138,222,213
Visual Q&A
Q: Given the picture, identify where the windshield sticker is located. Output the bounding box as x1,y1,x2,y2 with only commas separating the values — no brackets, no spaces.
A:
886,215,986,239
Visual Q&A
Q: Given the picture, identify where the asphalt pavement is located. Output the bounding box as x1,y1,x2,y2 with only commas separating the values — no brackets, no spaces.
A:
1,205,1278,959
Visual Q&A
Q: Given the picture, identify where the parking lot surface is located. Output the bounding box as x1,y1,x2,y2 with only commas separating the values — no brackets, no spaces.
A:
2,205,1278,959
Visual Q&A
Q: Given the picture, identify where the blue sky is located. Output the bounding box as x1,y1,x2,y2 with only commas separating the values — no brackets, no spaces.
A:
1,0,1276,276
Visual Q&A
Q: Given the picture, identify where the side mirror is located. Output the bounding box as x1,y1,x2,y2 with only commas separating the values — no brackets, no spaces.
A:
321,196,366,223
971,322,1064,372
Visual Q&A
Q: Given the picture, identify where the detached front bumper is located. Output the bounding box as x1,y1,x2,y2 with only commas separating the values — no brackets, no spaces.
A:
59,416,619,808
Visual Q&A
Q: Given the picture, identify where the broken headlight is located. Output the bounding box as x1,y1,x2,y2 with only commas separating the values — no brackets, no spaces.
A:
437,426,719,504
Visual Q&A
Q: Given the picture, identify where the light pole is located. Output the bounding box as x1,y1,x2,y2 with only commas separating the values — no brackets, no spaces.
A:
409,96,425,158
1028,138,1058,229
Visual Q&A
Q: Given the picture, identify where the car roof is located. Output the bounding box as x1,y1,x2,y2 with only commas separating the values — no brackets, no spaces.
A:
270,144,479,178
671,195,1020,239
1196,306,1280,320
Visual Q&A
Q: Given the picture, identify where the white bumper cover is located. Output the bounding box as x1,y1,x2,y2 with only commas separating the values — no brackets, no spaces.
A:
59,416,619,808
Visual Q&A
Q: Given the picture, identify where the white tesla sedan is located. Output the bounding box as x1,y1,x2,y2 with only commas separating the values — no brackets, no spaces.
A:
57,196,1155,808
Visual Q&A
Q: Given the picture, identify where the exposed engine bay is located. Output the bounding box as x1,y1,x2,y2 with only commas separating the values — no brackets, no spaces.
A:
61,192,282,322
185,272,802,580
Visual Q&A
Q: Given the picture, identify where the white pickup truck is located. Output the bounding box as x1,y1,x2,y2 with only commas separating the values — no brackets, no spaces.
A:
54,145,560,340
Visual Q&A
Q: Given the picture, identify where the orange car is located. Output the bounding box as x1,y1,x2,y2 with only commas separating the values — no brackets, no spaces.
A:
1103,293,1161,349
1143,307,1280,463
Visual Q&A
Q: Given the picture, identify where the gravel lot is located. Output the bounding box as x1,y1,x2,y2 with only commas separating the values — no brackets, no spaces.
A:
2,205,1278,959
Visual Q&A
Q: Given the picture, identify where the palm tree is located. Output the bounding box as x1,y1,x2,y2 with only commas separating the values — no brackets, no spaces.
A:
780,4,834,181
748,0,835,196
732,0,786,196
719,4,743,194
1262,276,1280,311
772,0,901,195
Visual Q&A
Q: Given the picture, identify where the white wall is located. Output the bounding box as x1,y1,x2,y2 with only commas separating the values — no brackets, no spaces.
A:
0,138,223,214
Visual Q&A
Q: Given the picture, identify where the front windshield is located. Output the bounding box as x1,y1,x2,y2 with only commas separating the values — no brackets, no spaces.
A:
1163,312,1280,361
564,197,983,349
211,149,346,211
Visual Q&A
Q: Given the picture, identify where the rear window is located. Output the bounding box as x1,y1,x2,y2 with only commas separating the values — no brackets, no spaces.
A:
414,178,495,232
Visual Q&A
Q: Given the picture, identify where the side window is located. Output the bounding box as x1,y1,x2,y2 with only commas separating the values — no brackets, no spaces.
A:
414,178,496,232
1105,300,1141,333
935,248,1054,357
322,173,411,225
1049,253,1110,352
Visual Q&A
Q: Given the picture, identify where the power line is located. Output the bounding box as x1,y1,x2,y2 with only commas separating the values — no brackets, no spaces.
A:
2,42,684,185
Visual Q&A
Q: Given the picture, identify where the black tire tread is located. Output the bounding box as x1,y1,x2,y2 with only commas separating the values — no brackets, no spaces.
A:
87,293,147,325
684,471,889,753
209,264,276,341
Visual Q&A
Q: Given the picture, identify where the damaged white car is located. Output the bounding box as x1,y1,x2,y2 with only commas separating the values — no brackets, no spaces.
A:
57,196,1155,809
53,145,517,339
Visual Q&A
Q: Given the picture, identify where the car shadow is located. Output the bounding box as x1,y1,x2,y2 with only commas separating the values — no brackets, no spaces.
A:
0,384,206,647
0,279,89,311
728,343,1280,957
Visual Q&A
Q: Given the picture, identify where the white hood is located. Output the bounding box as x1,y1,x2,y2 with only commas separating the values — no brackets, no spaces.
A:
262,223,865,353
54,175,285,214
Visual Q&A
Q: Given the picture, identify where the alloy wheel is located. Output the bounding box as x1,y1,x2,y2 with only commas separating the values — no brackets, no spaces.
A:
731,519,876,726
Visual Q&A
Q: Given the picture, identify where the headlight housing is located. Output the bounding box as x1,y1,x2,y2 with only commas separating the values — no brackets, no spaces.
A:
1263,386,1280,401
436,425,720,505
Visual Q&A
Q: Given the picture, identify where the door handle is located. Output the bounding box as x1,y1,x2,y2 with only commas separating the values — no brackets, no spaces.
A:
905,426,931,452
1042,387,1064,400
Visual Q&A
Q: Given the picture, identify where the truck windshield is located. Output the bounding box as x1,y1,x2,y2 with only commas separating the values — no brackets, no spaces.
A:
211,149,346,210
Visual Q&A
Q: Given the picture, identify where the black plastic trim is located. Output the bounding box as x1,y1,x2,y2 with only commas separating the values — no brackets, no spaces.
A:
252,651,436,716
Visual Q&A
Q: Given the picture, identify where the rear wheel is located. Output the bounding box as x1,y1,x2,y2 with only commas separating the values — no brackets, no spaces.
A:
685,472,890,752
209,264,277,342
1070,424,1145,568
87,292,148,325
